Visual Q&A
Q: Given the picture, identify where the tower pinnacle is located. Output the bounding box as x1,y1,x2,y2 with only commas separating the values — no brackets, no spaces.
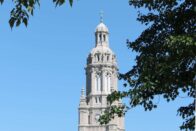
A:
80,87,85,99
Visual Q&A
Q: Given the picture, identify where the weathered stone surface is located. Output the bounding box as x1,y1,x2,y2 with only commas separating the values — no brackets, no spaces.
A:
78,20,125,131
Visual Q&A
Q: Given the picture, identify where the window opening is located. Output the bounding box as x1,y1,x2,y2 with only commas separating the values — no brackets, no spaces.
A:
95,97,97,103
99,34,102,42
107,55,109,61
99,97,101,103
103,35,106,41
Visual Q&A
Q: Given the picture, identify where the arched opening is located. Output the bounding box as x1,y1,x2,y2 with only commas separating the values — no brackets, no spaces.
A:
95,54,100,62
103,34,106,41
88,115,90,124
99,97,101,103
99,34,102,42
97,54,100,62
105,72,111,93
95,74,101,92
95,97,98,103
107,54,110,61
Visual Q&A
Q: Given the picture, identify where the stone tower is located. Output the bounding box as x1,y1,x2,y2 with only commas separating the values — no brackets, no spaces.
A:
78,19,125,131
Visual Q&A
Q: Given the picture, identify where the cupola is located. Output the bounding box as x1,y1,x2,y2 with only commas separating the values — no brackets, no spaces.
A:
95,17,109,47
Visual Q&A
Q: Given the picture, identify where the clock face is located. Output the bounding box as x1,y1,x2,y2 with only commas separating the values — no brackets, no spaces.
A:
95,114,100,121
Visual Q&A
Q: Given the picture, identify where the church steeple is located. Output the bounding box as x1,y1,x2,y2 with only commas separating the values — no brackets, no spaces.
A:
78,17,125,131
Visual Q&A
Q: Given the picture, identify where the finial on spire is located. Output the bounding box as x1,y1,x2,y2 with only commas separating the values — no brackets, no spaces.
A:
100,10,104,23
81,87,85,98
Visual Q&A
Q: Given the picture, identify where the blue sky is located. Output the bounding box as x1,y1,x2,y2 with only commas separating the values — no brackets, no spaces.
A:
0,0,192,131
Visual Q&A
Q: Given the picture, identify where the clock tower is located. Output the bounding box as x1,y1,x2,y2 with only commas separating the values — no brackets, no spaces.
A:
78,18,125,131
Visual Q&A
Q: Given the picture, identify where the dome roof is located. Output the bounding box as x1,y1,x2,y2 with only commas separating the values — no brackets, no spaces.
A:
90,46,113,55
95,22,109,32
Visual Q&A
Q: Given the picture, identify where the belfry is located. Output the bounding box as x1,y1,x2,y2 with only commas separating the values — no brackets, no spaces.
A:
78,17,125,131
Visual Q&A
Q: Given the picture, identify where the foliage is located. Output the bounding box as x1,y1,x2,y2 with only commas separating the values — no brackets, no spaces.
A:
0,0,72,28
99,0,196,130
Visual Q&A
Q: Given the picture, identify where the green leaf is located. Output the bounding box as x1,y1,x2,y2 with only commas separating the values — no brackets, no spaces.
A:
16,19,21,27
53,0,65,7
9,18,15,29
23,18,28,27
0,0,4,4
69,0,73,6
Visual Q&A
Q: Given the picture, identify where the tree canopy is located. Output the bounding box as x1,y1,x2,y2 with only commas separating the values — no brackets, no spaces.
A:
0,0,73,28
99,1,195,130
